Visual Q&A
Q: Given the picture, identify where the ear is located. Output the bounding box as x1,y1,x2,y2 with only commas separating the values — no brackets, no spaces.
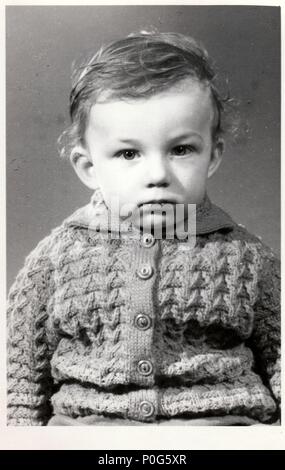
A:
70,146,98,190
207,138,224,179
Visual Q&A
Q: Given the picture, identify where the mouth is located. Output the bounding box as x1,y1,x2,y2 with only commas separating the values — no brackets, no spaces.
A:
138,199,178,207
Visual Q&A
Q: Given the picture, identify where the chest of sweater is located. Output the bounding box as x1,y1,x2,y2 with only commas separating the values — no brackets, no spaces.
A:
46,230,261,358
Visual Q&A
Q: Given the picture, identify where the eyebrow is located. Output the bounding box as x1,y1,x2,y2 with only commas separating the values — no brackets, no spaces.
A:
117,138,142,146
167,132,203,144
117,133,203,145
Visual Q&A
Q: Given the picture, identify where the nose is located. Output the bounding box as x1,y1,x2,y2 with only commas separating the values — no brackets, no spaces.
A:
145,154,171,188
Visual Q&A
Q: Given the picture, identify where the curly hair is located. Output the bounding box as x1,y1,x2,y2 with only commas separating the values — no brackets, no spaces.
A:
58,31,231,159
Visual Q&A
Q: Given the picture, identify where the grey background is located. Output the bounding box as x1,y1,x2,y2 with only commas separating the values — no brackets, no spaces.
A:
7,6,280,289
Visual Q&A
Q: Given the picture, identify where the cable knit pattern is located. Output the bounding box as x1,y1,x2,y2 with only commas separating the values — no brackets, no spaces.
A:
7,192,280,425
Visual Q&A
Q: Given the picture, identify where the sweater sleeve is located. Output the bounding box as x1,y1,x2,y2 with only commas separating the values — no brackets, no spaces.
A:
7,251,54,426
250,248,281,405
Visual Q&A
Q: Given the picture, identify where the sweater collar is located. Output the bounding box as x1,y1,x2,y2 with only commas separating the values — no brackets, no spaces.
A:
65,189,235,236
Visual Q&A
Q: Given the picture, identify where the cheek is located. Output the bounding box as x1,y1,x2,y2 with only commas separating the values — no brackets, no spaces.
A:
95,161,117,186
175,161,209,187
96,166,133,202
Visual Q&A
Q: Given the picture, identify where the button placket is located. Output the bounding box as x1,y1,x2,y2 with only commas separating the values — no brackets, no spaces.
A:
128,239,158,387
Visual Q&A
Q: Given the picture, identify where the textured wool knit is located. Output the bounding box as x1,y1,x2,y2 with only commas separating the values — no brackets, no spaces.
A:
7,191,280,426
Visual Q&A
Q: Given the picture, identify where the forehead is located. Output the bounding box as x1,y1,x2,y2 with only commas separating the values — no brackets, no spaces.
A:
86,80,214,139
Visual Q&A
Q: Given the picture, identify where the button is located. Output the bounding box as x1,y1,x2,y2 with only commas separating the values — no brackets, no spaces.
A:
139,400,155,418
141,233,155,248
137,360,153,376
135,314,152,330
137,264,153,280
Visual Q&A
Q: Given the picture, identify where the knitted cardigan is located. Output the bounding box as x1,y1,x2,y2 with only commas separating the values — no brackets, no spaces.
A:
7,192,281,426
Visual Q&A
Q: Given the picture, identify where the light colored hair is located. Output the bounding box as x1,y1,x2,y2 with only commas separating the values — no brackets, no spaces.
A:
58,31,231,159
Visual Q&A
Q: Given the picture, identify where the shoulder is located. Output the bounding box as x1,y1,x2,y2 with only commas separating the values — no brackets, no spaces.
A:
227,222,279,261
20,222,74,270
207,199,278,257
200,204,279,272
217,222,280,289
10,203,91,286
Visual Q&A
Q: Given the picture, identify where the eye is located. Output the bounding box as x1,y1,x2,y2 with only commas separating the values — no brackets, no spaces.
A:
114,149,140,160
171,145,197,156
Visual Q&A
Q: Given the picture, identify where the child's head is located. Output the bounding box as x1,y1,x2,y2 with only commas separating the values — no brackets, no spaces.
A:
60,31,229,230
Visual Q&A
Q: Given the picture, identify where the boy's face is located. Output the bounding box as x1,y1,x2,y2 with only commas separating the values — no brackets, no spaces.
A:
74,79,223,231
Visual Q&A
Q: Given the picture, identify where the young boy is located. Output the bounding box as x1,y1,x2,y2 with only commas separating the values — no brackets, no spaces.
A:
7,32,280,426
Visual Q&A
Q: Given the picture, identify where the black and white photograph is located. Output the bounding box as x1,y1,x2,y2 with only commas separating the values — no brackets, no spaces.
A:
3,2,282,451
